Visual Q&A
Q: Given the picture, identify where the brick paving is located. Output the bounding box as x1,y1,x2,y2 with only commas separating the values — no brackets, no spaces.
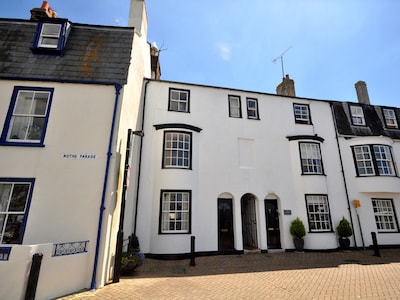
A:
58,249,400,299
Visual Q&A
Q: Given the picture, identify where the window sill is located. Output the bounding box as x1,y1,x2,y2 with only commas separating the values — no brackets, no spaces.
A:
0,142,45,148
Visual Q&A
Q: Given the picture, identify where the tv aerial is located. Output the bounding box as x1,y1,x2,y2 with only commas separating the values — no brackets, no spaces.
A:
272,46,292,78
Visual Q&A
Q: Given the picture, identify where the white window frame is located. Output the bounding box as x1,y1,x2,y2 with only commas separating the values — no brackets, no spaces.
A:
306,195,332,232
373,145,395,176
372,198,398,232
299,142,324,175
353,144,396,176
246,98,259,119
228,95,241,118
163,131,191,169
294,104,311,124
350,105,366,126
353,145,375,176
168,89,190,113
38,23,62,49
1,87,53,145
0,180,34,244
160,190,191,233
383,108,398,129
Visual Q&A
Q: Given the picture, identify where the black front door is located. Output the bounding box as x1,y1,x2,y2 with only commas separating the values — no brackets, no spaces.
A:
265,199,281,249
218,198,234,251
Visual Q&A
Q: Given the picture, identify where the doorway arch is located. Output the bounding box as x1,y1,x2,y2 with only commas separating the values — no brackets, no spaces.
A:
241,193,258,250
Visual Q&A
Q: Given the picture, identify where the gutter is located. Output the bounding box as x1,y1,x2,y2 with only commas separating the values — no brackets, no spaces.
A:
133,79,150,235
90,83,122,290
330,102,357,248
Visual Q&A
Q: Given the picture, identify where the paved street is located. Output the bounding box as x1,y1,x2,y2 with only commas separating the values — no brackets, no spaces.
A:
59,249,400,299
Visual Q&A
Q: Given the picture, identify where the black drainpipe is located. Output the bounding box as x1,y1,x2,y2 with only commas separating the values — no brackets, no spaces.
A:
330,102,357,248
133,79,150,235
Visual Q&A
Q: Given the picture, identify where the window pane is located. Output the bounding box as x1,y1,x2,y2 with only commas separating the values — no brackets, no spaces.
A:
372,199,397,232
7,88,51,143
0,181,32,244
0,184,12,212
169,89,189,112
229,96,241,118
161,191,190,233
350,106,365,125
8,184,29,212
3,214,24,244
163,132,191,168
306,195,331,232
42,23,61,36
294,104,310,123
300,143,323,174
8,116,30,140
14,92,34,114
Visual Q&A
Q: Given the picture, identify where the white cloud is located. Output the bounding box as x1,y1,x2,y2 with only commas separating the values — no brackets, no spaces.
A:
217,42,232,61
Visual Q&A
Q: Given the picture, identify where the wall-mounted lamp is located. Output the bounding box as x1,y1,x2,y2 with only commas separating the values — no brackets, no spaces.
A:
131,130,144,137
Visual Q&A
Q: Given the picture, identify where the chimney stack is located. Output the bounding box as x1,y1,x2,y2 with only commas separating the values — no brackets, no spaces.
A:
276,74,296,97
30,1,57,20
128,0,148,38
150,43,161,80
355,81,370,105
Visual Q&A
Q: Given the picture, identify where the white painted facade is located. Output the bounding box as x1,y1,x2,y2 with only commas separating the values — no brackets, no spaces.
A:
132,80,355,255
0,1,151,299
339,135,400,248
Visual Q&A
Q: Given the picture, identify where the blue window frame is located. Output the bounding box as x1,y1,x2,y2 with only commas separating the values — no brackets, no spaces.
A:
31,19,71,55
0,178,35,244
0,86,54,147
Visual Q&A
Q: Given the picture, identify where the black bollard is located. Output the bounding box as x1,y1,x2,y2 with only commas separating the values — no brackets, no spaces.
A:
25,253,43,300
190,236,196,266
371,232,380,257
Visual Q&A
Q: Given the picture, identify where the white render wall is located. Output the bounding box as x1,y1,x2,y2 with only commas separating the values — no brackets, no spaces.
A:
0,80,118,296
133,80,353,254
338,135,400,247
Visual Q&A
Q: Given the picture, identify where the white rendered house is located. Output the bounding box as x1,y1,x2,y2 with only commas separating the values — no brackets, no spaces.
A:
130,77,358,256
0,1,151,299
331,81,400,249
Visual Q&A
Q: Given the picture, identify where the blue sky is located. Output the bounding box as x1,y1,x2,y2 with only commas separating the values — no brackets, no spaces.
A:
1,1,399,107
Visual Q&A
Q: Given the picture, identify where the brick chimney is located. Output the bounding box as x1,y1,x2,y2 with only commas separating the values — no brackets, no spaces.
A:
276,74,296,97
150,43,161,80
30,1,58,20
355,81,370,105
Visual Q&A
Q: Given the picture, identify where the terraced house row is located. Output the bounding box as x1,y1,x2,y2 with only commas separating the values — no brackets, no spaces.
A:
0,1,399,299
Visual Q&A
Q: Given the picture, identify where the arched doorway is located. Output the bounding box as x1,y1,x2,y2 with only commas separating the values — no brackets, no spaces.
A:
241,193,258,250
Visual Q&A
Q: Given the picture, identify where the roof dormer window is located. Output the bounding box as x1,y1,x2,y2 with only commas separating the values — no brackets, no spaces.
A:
32,19,71,55
38,23,62,48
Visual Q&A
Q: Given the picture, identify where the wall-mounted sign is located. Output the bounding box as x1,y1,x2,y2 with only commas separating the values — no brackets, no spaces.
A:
62,153,97,159
283,209,292,215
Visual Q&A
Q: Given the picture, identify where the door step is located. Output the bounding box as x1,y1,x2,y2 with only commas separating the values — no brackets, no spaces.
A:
244,248,261,254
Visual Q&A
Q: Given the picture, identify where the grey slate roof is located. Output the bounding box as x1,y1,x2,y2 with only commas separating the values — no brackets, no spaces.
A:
332,101,400,140
0,18,135,85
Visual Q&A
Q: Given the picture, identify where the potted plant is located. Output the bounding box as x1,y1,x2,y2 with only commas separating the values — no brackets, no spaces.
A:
290,217,306,251
336,217,353,249
120,234,145,276
120,252,141,276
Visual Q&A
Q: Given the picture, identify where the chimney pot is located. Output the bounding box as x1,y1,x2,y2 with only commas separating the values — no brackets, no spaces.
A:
41,1,49,10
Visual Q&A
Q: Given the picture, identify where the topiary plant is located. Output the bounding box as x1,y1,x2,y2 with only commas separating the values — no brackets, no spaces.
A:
290,217,306,239
336,217,353,238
